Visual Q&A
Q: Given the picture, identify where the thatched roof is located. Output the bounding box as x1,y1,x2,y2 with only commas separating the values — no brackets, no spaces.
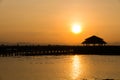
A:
82,35,107,44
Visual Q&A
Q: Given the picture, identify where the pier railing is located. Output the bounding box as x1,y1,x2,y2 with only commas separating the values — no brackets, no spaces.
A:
0,45,120,56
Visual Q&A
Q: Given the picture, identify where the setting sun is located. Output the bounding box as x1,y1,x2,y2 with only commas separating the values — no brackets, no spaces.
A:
71,24,82,34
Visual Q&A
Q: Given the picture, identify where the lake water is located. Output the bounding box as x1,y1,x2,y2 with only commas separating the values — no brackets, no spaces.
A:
0,55,120,80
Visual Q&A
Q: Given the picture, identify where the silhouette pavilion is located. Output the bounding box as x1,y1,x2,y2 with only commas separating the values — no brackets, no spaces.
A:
82,35,107,46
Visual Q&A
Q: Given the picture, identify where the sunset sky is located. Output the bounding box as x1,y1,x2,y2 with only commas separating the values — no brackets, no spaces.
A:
0,0,120,45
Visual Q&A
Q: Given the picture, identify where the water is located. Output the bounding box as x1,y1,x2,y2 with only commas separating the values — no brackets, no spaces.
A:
0,55,120,80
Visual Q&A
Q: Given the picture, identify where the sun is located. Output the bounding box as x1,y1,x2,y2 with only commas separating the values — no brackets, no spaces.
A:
71,24,82,34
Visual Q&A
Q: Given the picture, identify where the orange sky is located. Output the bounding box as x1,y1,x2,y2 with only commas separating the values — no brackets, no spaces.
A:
0,0,120,45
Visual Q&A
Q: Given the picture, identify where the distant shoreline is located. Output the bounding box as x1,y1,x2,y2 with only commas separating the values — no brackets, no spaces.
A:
0,45,120,56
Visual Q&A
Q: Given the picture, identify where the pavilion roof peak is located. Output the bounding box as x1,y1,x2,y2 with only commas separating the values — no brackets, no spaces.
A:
82,35,107,45
86,35,103,40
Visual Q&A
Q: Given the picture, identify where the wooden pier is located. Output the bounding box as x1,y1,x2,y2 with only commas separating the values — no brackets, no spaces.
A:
0,45,120,56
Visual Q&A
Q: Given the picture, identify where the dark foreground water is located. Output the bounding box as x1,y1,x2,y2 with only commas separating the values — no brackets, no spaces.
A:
0,55,120,80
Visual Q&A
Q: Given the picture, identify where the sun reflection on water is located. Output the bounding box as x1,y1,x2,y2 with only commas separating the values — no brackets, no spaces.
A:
72,55,82,80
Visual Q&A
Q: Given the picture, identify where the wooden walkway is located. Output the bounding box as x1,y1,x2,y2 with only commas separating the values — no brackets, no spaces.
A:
0,45,120,56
